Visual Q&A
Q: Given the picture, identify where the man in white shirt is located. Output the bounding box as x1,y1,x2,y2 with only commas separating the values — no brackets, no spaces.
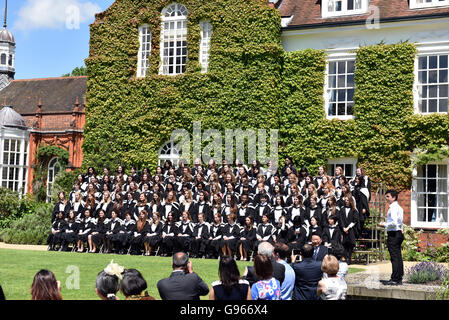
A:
379,189,404,286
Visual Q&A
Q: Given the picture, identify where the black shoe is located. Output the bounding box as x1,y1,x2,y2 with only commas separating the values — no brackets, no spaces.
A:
383,280,402,286
380,279,391,284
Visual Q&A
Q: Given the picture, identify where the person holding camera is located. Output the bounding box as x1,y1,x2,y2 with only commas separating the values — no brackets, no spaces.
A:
157,252,209,300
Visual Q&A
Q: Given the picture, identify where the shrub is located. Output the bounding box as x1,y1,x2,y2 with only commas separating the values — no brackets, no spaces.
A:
401,224,424,261
406,262,448,284
435,272,449,300
0,188,41,229
1,204,53,245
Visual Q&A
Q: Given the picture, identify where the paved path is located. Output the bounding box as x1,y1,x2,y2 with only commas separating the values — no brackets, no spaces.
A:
0,242,48,251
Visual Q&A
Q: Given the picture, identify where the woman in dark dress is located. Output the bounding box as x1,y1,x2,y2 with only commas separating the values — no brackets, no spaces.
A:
104,210,125,254
238,216,256,261
143,211,163,256
76,209,96,253
307,216,323,242
207,213,225,259
190,212,210,258
89,210,108,253
209,256,251,300
61,210,79,251
130,210,151,255
160,212,179,256
340,195,359,265
220,213,241,257
47,211,66,251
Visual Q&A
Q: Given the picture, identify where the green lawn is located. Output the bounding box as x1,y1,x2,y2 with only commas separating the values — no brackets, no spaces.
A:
0,248,362,300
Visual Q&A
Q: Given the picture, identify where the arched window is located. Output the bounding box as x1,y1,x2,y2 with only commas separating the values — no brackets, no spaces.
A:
158,141,180,167
199,21,212,73
160,3,188,76
0,54,6,65
137,25,151,77
47,157,62,202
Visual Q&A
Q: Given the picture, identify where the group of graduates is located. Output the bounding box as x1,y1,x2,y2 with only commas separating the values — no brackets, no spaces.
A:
47,157,371,263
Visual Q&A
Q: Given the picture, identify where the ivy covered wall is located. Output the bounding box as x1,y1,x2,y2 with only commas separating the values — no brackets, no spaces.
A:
84,0,449,191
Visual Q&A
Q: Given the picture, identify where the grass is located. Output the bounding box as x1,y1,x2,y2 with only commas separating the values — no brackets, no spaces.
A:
0,248,362,300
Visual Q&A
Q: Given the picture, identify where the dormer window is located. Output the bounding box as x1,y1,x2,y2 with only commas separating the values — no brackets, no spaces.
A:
410,0,449,9
322,0,368,18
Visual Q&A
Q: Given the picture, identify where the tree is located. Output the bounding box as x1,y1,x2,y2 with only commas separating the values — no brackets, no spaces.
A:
62,66,87,77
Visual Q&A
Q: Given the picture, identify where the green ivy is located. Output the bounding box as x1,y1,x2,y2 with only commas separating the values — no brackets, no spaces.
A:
83,0,449,191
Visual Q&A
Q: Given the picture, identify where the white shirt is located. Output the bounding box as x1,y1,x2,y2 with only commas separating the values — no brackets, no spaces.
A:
386,201,403,232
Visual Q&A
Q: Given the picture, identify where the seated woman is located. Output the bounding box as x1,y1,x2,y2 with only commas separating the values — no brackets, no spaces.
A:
221,213,241,257
190,212,210,258
104,210,125,254
47,211,66,251
206,213,225,259
130,210,150,255
122,211,136,250
89,209,108,253
210,255,251,300
175,211,194,253
143,211,163,256
255,214,276,246
160,212,179,256
61,210,79,252
76,209,96,253
238,216,256,261
287,215,307,253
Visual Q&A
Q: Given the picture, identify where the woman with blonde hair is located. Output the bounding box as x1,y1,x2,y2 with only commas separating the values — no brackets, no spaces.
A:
317,255,347,300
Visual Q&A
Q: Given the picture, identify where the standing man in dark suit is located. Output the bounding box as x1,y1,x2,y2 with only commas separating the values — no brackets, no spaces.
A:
379,189,404,286
243,241,285,287
291,244,323,300
157,252,209,300
311,233,328,262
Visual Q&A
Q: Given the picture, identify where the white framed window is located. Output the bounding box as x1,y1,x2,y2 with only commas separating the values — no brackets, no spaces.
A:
410,0,449,9
415,53,449,113
137,24,152,78
0,138,28,194
324,53,356,119
158,141,180,167
322,0,368,18
47,157,62,203
411,162,449,228
160,3,188,76
327,158,357,179
199,20,212,73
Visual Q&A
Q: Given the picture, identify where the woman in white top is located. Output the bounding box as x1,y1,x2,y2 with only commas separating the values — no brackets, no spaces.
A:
317,255,347,300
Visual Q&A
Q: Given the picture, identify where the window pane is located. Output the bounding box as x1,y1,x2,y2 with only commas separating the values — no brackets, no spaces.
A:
439,99,448,112
329,62,336,74
429,56,438,69
419,57,427,70
429,99,438,112
438,209,448,223
440,55,448,69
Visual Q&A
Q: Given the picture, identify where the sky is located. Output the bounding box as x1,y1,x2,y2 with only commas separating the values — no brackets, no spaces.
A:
7,0,115,79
